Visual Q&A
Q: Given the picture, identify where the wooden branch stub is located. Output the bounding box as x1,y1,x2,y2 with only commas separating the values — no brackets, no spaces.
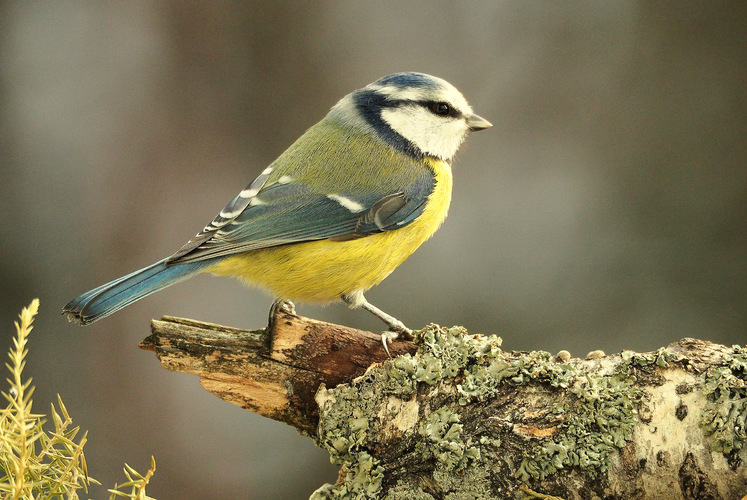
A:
140,311,416,433
270,309,417,382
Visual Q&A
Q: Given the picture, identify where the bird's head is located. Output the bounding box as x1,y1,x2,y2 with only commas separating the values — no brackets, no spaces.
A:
329,72,492,161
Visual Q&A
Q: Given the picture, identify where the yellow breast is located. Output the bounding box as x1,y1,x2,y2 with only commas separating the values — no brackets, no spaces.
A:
207,157,452,302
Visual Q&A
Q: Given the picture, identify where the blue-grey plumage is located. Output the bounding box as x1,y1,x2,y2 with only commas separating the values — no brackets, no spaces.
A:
63,72,491,344
63,258,215,325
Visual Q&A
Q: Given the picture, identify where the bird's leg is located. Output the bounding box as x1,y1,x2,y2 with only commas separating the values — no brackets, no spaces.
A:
342,292,413,357
359,301,413,338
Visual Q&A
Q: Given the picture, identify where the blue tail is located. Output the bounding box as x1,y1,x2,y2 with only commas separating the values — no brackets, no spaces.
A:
63,258,214,325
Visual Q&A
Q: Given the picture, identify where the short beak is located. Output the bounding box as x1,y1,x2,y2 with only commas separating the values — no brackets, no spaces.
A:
467,113,492,131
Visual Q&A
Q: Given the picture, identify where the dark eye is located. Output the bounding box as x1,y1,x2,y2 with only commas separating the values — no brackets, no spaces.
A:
429,102,452,116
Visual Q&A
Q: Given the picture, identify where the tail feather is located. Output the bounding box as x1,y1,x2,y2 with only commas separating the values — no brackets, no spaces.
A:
63,259,213,325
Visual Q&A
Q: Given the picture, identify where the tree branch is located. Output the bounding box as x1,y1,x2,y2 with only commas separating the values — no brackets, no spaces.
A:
140,311,747,499
139,311,416,434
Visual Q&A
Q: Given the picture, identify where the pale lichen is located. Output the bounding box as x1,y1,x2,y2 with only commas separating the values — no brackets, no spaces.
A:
313,325,654,497
620,347,678,369
310,451,384,500
315,325,501,497
417,408,480,471
701,345,747,454
457,349,579,405
381,326,503,396
383,466,492,500
516,371,642,481
316,379,386,497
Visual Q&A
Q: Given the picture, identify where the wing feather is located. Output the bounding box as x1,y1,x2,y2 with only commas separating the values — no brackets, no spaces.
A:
166,119,436,265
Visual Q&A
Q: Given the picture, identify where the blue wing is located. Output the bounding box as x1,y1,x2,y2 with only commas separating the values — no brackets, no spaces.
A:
166,164,435,264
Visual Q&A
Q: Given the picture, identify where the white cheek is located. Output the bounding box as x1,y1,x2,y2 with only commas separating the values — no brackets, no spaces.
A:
381,107,467,159
440,121,469,158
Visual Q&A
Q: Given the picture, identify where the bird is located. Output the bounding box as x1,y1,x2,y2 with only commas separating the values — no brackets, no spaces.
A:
63,72,491,352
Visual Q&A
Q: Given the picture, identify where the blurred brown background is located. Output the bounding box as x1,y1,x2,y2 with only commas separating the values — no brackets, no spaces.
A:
1,1,745,498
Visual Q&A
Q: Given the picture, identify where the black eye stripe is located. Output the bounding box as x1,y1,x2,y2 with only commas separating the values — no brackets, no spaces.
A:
362,92,461,119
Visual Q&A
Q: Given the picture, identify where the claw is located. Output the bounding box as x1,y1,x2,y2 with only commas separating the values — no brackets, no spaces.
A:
380,331,398,358
379,326,414,358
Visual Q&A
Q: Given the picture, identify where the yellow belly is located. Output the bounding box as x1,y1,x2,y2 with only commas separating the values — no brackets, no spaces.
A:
207,158,452,302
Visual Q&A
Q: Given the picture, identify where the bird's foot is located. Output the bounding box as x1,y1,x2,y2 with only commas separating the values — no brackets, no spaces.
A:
267,298,296,332
272,298,297,316
380,323,413,358
341,291,414,357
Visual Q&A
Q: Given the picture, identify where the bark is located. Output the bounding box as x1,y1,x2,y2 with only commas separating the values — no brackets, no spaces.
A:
140,311,747,499
140,311,416,434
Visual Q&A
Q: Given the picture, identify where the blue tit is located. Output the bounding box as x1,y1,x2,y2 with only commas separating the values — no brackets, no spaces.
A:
63,72,491,348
